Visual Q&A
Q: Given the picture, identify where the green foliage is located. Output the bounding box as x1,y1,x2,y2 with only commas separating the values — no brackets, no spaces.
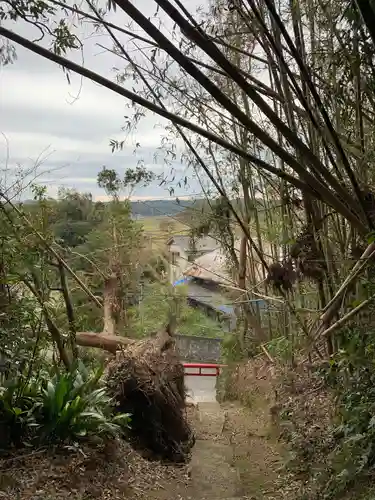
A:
318,331,375,499
1,1,80,60
0,374,40,448
35,362,130,442
0,296,44,371
98,165,155,198
266,336,294,363
123,165,155,190
128,282,225,338
0,362,130,450
141,253,168,281
97,167,122,197
52,189,101,247
0,187,134,449
281,321,375,500
2,183,146,339
221,332,244,362
54,220,94,247
72,199,143,330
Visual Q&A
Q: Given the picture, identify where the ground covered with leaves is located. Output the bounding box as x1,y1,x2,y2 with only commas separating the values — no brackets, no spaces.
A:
0,398,289,500
223,352,375,500
6,353,375,500
0,437,191,499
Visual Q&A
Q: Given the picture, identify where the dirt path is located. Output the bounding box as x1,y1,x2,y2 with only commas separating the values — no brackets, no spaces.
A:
152,398,285,500
0,398,285,499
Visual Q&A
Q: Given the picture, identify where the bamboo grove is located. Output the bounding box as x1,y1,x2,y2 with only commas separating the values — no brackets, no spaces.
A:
2,0,375,361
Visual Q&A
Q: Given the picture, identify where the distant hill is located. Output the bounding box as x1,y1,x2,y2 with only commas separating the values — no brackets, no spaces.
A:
21,197,196,217
130,199,196,217
130,197,284,220
22,196,279,219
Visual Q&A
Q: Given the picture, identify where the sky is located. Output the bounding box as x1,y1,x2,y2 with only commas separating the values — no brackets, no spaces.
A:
0,0,205,202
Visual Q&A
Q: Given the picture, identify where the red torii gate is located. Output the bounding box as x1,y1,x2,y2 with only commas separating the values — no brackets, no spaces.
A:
183,362,226,377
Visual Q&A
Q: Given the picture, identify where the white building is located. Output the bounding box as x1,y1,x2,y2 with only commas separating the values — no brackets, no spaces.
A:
166,234,217,284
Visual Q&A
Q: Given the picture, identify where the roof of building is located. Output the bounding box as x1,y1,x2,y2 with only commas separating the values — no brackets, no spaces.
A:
185,281,234,315
173,279,268,317
167,234,218,253
183,246,235,285
183,238,275,285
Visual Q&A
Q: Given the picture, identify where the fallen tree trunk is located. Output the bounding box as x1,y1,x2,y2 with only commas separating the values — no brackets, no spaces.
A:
75,331,135,353
75,321,175,354
105,329,194,462
76,327,195,463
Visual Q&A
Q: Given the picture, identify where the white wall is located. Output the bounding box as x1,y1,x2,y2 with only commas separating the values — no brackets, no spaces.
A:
168,244,189,283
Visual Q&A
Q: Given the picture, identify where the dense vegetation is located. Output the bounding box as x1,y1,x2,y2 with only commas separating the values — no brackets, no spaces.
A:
3,0,375,497
0,166,224,460
130,199,195,217
25,198,195,218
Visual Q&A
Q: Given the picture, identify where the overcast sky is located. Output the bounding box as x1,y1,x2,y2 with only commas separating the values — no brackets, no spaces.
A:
0,0,205,201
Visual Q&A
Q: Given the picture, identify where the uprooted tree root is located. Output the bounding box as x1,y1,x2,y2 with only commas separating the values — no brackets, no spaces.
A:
105,331,195,463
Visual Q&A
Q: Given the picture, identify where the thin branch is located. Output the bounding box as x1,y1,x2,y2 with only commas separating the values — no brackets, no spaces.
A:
23,278,71,369
0,191,102,308
320,294,375,339
112,0,366,232
58,261,78,359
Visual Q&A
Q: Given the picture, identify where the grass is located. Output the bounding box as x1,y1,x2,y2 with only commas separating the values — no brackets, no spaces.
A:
344,480,375,499
128,282,225,339
139,216,188,235
137,216,189,251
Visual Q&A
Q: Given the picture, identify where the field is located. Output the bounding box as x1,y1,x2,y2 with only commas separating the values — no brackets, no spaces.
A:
137,215,189,251
139,215,189,234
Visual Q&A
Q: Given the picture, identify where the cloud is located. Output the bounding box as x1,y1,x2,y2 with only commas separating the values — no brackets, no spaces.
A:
0,61,172,152
0,0,204,201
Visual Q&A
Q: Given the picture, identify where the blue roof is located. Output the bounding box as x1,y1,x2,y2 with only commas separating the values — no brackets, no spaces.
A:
173,277,192,286
173,278,268,316
217,304,235,315
248,299,268,309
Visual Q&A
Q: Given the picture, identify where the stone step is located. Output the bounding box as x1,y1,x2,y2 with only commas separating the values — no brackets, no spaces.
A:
189,440,237,499
196,402,225,437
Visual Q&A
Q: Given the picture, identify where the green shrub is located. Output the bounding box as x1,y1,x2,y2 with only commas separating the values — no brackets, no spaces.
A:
128,282,225,338
319,344,375,499
0,361,131,450
280,325,375,500
221,332,244,362
0,374,40,448
266,336,294,363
